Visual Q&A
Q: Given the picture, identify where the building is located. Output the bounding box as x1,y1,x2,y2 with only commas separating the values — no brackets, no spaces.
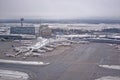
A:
0,24,52,40
39,25,52,38
10,27,35,35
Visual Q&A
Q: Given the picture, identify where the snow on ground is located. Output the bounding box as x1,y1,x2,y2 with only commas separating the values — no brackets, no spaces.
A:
0,69,29,80
56,34,91,38
95,76,120,80
0,59,50,66
49,23,120,31
99,65,120,70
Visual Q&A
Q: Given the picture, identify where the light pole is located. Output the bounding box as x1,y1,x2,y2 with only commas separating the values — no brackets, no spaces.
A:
20,18,24,27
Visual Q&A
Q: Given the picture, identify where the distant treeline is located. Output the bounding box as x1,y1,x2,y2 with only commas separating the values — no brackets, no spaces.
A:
0,19,120,24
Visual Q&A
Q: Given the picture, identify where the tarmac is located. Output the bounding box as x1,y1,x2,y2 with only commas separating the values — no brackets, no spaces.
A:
0,41,120,80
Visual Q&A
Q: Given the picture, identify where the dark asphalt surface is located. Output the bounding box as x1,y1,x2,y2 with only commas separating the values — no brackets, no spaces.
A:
0,43,120,80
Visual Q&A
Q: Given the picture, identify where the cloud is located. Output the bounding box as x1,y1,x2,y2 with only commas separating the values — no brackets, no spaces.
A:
0,0,120,19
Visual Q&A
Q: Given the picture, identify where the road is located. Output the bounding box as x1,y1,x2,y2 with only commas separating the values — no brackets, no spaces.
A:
0,43,120,80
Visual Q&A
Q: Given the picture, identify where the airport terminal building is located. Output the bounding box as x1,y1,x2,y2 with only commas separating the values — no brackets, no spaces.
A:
0,25,52,40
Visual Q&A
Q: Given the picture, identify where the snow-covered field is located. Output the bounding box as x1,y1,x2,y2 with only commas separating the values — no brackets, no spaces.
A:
1,23,120,31
0,69,29,80
95,76,120,80
99,65,120,70
0,59,49,66
48,23,120,31
96,65,120,80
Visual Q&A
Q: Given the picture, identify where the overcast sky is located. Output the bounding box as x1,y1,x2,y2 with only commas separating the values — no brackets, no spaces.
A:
0,0,120,19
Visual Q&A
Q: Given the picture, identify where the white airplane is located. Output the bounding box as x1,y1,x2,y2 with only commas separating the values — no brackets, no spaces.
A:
5,54,15,57
32,49,46,53
32,53,43,57
24,52,32,57
41,47,54,51
45,44,57,48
